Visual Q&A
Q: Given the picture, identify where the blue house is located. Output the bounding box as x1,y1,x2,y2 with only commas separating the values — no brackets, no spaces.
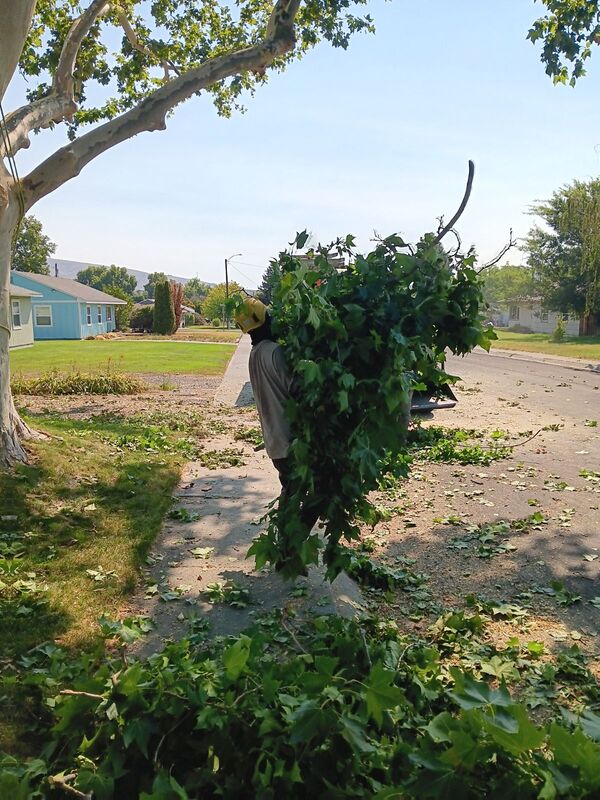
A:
10,271,126,340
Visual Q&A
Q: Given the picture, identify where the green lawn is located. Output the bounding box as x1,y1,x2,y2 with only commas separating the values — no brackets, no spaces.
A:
493,330,600,360
10,339,235,376
0,412,184,752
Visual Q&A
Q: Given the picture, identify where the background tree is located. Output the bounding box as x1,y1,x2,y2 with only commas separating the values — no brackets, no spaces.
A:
153,280,176,334
11,215,55,274
171,281,184,330
524,178,600,335
77,264,137,297
183,277,210,311
102,284,132,330
144,272,168,300
480,264,536,314
0,1,374,466
130,305,154,332
256,259,282,304
202,281,243,325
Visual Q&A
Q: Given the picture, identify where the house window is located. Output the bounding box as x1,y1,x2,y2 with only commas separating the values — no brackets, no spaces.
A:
11,300,21,329
97,305,102,323
562,312,569,322
86,305,92,325
540,309,548,322
34,305,52,326
509,304,520,321
106,306,113,322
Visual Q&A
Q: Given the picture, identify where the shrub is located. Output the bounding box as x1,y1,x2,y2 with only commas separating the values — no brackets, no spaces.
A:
212,317,221,327
507,324,534,333
11,370,146,395
130,306,154,331
550,316,566,342
153,281,176,334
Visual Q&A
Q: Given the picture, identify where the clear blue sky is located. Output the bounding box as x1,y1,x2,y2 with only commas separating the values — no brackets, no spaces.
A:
6,0,600,287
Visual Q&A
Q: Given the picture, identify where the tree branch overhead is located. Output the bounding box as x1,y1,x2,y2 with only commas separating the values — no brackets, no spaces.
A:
22,0,303,207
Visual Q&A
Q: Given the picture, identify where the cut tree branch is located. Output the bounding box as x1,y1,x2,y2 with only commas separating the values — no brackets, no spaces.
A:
23,0,302,208
432,160,475,246
477,228,518,272
1,0,109,156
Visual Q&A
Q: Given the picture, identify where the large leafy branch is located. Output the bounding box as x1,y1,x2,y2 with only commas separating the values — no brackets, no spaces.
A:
244,224,495,579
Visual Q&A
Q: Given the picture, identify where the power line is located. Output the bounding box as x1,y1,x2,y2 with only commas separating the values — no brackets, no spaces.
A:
232,259,267,271
228,262,259,288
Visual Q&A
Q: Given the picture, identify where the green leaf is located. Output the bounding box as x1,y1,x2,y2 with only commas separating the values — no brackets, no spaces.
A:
427,712,458,743
549,723,600,786
122,718,155,758
222,635,251,681
448,669,513,710
295,230,310,250
307,306,320,329
365,662,405,726
288,699,328,744
483,705,545,755
340,716,377,754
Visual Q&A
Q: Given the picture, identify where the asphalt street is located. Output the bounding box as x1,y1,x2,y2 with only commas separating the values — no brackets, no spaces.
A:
446,350,600,424
442,349,599,607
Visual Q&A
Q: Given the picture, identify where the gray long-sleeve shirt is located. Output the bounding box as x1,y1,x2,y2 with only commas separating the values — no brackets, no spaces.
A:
248,339,292,460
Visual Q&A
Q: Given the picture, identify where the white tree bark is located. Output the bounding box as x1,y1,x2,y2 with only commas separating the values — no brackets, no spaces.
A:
0,1,36,102
0,0,303,466
0,174,37,467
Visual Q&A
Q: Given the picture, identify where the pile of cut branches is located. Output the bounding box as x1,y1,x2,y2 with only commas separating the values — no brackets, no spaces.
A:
242,223,495,578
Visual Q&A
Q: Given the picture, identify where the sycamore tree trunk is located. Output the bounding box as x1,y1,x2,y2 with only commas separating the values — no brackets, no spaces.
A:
0,182,37,467
0,0,38,467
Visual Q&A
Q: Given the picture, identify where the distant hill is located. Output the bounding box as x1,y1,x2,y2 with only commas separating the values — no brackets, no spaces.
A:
46,257,194,291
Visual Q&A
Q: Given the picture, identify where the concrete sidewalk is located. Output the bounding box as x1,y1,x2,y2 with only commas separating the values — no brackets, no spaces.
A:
132,338,363,651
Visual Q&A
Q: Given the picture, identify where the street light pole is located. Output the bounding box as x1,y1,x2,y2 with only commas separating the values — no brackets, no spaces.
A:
224,252,242,329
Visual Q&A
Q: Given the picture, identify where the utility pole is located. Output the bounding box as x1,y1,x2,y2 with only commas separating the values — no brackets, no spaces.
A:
224,253,242,329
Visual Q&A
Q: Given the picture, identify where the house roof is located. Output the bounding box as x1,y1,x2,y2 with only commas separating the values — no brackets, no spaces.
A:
12,271,127,304
134,299,196,313
9,283,42,298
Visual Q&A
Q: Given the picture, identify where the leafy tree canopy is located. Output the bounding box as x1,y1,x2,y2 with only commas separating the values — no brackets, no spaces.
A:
11,215,55,274
102,283,133,329
202,281,242,322
144,272,168,299
529,0,600,85
76,264,137,296
481,264,537,311
20,1,374,139
524,178,600,334
183,277,211,302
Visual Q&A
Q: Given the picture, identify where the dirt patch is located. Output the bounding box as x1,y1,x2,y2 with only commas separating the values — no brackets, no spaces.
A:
15,374,222,419
356,362,600,671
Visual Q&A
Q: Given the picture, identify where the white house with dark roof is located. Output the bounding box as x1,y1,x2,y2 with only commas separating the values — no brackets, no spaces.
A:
10,272,126,340
9,283,42,348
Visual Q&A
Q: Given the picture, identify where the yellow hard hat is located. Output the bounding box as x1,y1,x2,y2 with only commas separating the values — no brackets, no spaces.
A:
234,297,268,334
